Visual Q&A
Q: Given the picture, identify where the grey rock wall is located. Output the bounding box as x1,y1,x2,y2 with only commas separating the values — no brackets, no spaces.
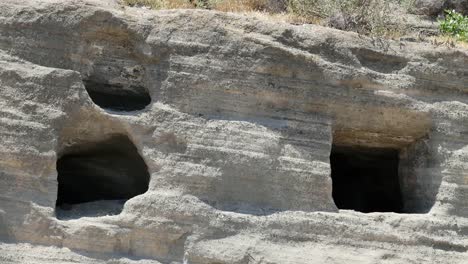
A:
413,0,468,15
0,0,468,263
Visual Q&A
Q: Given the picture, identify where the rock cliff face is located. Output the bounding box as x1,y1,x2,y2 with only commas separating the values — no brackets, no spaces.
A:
0,0,468,263
413,0,468,15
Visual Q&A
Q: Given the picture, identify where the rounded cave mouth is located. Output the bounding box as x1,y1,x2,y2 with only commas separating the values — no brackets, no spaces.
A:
55,134,150,219
84,80,151,112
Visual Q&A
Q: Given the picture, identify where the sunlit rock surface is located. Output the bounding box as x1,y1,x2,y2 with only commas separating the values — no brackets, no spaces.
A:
0,0,468,263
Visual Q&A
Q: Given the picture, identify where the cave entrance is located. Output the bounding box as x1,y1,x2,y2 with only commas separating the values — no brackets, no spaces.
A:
84,80,151,111
55,135,150,219
330,145,403,213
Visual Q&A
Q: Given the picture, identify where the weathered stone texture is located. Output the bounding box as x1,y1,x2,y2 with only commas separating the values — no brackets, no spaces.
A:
0,0,468,263
413,0,468,15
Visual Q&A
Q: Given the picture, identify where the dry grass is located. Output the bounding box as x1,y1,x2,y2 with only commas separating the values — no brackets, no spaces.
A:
123,0,410,36
429,36,468,49
123,0,277,11
123,0,321,23
123,0,194,9
246,10,321,24
210,0,268,12
121,0,468,44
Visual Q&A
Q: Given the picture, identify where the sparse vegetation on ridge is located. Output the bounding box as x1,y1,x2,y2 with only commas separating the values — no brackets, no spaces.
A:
122,0,417,36
122,0,468,46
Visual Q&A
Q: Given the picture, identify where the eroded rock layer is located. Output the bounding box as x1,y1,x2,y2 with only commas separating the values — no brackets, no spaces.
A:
0,0,468,263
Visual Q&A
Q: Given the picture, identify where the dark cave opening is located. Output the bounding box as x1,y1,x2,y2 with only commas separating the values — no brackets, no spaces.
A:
330,145,403,213
84,80,151,111
56,135,150,217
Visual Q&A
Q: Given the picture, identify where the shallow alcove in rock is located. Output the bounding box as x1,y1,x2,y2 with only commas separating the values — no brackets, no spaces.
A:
330,145,403,213
84,80,151,111
55,134,150,219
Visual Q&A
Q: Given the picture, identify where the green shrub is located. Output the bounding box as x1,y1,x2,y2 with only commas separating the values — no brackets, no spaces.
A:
439,10,468,42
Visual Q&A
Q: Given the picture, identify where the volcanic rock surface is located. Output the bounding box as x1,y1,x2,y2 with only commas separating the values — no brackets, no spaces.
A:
0,0,468,263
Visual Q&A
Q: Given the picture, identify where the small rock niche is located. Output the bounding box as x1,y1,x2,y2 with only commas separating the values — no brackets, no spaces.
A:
331,146,403,213
55,134,150,219
330,106,438,214
330,140,439,214
84,80,151,111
